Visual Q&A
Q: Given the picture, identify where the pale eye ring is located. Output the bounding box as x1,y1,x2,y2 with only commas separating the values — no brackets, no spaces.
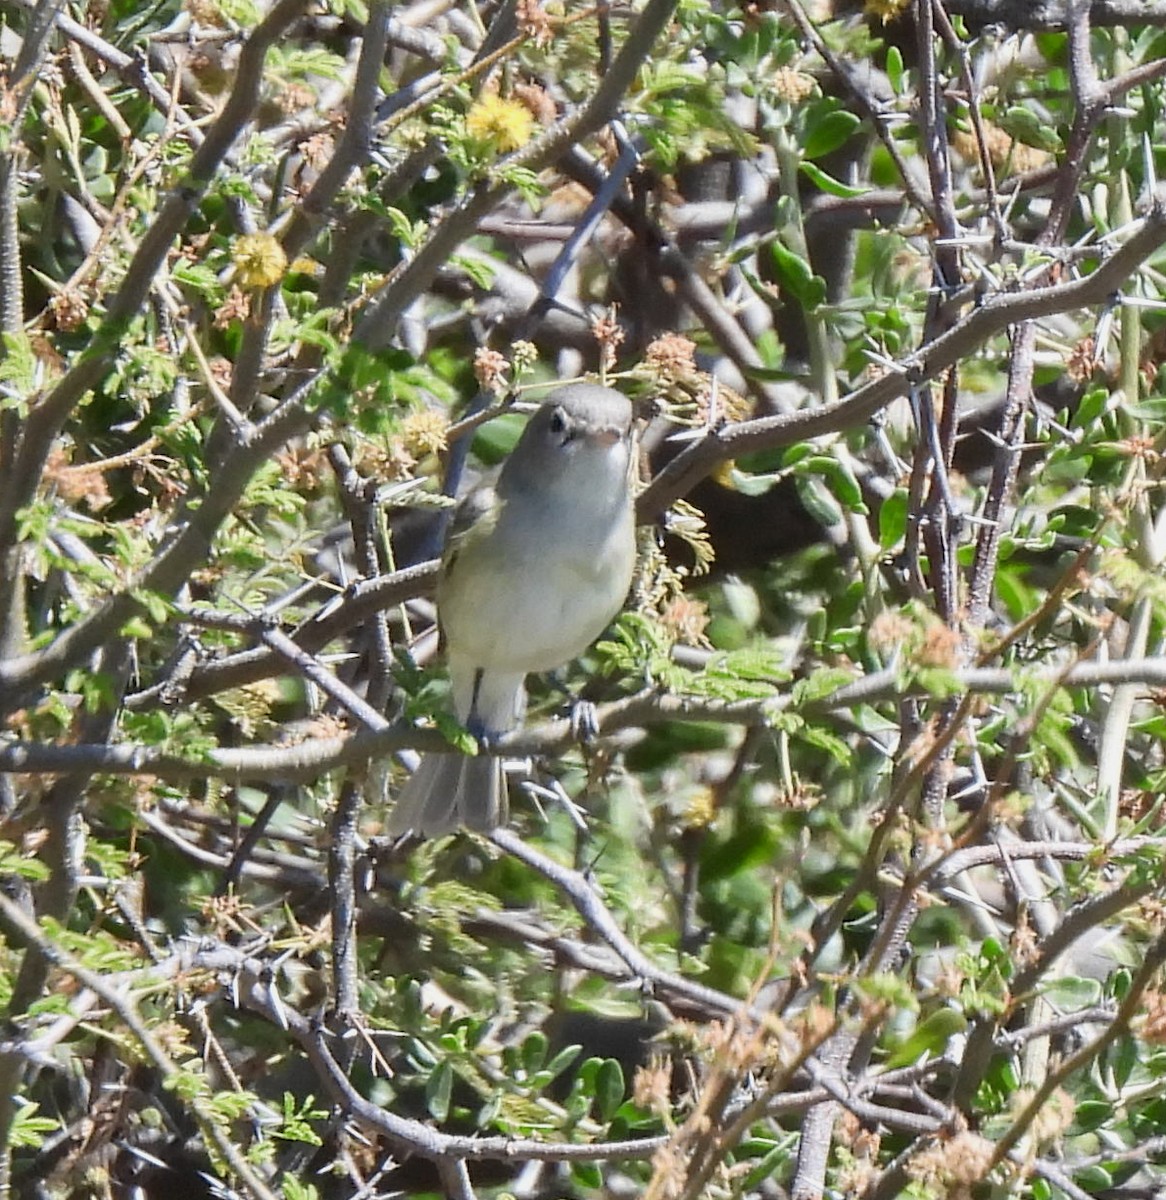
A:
548,408,567,436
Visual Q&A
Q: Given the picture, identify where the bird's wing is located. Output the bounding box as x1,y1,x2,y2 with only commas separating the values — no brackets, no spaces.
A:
441,478,500,579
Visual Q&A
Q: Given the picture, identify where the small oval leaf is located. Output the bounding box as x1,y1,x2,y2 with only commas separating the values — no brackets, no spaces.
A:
802,109,862,159
594,1058,625,1122
426,1060,453,1123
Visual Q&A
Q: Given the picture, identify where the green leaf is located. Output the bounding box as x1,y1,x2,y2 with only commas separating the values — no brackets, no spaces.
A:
273,1093,325,1145
1073,386,1110,427
996,105,1062,152
722,462,786,496
795,474,842,527
0,840,49,881
791,666,856,706
542,1044,583,1083
879,489,908,549
1073,1099,1113,1132
799,160,871,198
741,1140,792,1190
1127,396,1166,424
1072,1166,1113,1192
594,1059,625,1122
172,261,226,303
477,1091,503,1127
886,44,905,93
804,455,868,513
0,332,38,403
521,1031,548,1075
119,614,153,643
1111,1032,1137,1090
9,1101,59,1149
769,241,827,310
572,1162,602,1189
703,823,781,880
802,109,861,159
913,667,962,698
282,1180,320,1200
135,590,172,625
796,722,854,766
426,1060,453,1122
884,1008,968,1068
1042,976,1102,1008
979,937,1010,967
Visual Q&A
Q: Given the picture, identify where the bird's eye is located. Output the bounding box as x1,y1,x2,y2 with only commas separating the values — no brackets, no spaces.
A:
548,408,567,436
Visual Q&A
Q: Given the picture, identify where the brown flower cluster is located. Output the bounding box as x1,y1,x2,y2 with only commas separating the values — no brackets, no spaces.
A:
631,1054,673,1117
355,439,417,483
48,288,89,331
214,285,251,328
645,333,698,381
274,81,316,115
950,125,1051,176
516,0,554,48
512,81,555,125
868,607,964,670
867,609,915,655
1011,1085,1075,1145
1138,988,1166,1045
186,0,228,27
591,305,625,372
660,592,712,648
905,1130,995,1200
918,620,963,669
273,446,327,491
1065,335,1098,383
44,445,112,512
473,347,509,395
772,65,815,105
298,131,335,171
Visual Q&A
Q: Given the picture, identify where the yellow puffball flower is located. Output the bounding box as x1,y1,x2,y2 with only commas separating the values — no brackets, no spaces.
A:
465,94,535,154
864,0,910,21
400,410,449,457
233,232,287,289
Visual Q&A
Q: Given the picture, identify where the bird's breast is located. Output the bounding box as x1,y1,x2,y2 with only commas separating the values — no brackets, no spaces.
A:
440,496,634,675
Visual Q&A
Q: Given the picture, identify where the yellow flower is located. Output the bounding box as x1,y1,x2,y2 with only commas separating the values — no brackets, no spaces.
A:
711,459,737,489
683,786,716,829
465,94,535,154
232,232,287,289
864,0,910,21
401,410,449,457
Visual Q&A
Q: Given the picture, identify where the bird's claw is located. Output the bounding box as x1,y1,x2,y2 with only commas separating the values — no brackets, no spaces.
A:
569,699,601,743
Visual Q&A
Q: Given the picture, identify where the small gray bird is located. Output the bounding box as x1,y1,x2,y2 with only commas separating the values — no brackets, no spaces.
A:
389,383,638,837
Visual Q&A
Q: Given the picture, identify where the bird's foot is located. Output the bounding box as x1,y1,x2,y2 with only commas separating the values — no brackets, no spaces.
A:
568,698,601,743
465,715,494,751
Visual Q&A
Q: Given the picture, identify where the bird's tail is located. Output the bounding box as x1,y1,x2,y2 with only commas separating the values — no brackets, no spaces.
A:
388,750,507,837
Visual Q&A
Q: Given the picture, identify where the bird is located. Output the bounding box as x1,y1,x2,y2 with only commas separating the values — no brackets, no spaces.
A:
389,382,638,837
